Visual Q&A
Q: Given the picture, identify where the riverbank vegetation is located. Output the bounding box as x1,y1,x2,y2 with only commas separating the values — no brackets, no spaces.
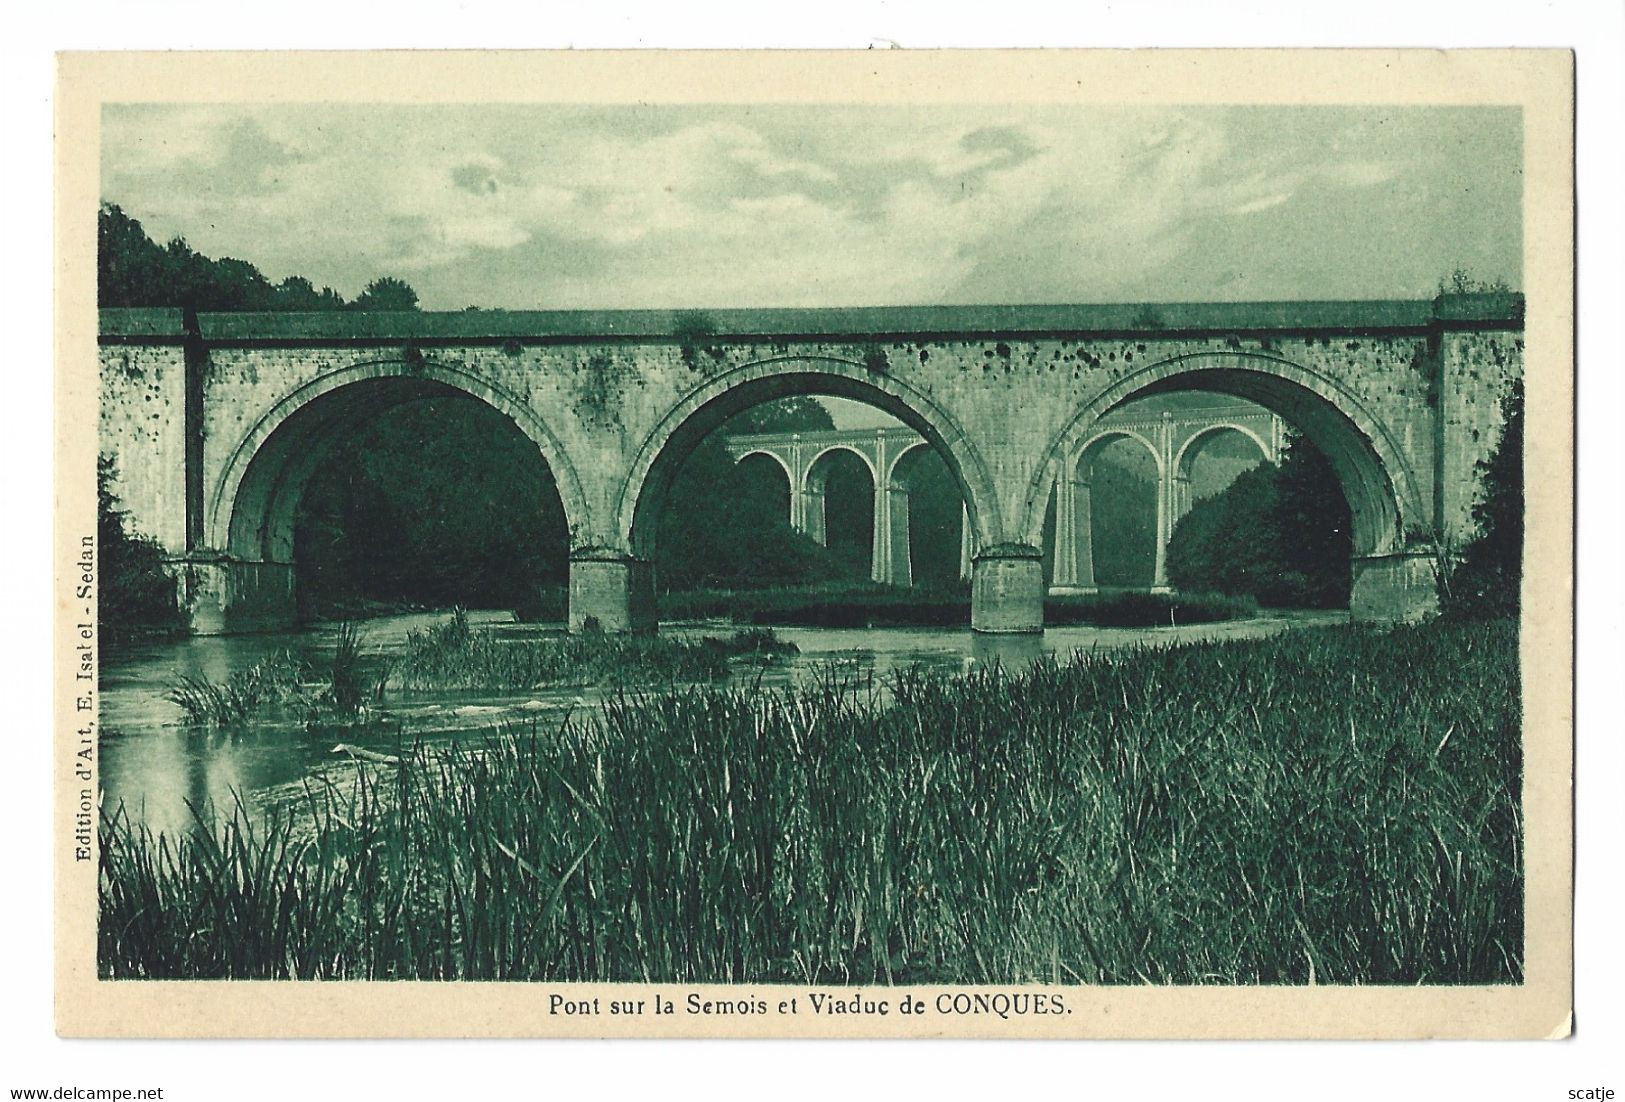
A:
166,651,312,726
1440,378,1523,620
164,612,798,724
390,610,796,692
165,623,383,726
97,457,184,643
658,582,1255,629
105,617,1520,984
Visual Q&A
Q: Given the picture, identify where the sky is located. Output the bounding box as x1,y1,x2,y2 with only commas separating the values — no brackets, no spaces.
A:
100,103,1522,313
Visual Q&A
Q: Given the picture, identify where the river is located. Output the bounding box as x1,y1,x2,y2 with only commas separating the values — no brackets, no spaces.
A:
98,609,1343,838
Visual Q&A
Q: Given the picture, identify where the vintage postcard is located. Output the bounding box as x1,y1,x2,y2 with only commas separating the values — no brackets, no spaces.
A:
54,49,1573,1039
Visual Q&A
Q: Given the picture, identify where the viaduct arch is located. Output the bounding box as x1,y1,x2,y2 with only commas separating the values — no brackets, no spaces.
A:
97,295,1524,634
723,403,1285,594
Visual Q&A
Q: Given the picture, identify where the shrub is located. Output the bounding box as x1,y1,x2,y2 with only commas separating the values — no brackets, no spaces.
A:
1442,379,1523,620
97,456,182,638
1166,434,1352,608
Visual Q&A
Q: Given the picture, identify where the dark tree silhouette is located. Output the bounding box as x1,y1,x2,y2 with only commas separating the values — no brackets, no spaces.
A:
351,277,421,312
97,457,181,635
654,398,856,592
1166,433,1351,608
1443,378,1523,619
98,203,414,312
295,399,570,612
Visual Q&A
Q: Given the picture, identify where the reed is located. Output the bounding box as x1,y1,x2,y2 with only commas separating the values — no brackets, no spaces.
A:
164,651,309,725
105,618,1521,985
390,613,797,692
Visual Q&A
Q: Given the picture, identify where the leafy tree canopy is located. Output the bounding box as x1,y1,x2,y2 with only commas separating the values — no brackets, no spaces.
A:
1166,433,1352,608
655,398,851,592
97,457,182,636
98,203,418,312
351,277,421,312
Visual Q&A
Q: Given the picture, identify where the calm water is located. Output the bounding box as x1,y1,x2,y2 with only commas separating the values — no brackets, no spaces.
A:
99,608,1343,837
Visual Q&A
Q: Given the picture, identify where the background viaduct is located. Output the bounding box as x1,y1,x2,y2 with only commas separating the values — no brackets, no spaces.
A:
723,402,1286,592
97,294,1524,634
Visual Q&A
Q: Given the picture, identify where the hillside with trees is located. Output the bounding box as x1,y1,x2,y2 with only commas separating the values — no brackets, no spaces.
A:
656,398,859,593
97,457,184,639
99,203,419,312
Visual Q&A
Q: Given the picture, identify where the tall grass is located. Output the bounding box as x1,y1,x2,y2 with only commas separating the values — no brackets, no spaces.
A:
389,613,795,692
103,619,1521,984
165,623,383,725
165,651,309,725
323,620,373,713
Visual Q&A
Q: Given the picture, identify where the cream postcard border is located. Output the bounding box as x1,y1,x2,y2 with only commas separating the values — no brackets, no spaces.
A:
52,48,1574,1039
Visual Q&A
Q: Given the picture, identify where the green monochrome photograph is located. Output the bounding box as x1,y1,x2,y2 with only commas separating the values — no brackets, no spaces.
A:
54,49,1574,1040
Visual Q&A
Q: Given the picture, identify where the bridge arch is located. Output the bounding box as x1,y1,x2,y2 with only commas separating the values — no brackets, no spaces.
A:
616,355,1003,559
1075,427,1164,481
1023,352,1423,561
1171,422,1274,484
882,437,932,488
210,358,589,563
731,447,797,494
803,443,879,489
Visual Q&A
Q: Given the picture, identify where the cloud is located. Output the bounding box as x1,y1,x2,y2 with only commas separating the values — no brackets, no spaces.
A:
450,162,500,196
1325,160,1398,188
1231,192,1293,216
98,104,1518,309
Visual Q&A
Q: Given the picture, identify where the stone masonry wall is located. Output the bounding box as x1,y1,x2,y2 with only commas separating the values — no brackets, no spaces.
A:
98,341,189,553
1437,329,1525,547
97,297,1525,631
191,329,1453,561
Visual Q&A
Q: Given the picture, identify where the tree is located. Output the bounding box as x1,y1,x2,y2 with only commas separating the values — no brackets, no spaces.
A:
98,203,414,312
98,204,171,308
351,277,421,312
295,398,571,611
1165,462,1280,599
97,456,182,635
653,397,857,592
1165,432,1351,608
1268,432,1353,606
274,275,347,311
730,395,832,435
1442,378,1523,619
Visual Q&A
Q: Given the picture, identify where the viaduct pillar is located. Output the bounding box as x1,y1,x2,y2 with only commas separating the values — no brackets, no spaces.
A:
871,480,913,587
1050,476,1097,594
959,502,973,583
568,551,657,634
970,543,1045,633
173,555,298,635
798,486,827,544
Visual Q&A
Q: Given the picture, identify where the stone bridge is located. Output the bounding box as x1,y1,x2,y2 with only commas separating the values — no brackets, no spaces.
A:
97,295,1524,634
723,402,1286,591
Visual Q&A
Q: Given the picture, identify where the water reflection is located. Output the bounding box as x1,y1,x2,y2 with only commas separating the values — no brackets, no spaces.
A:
970,632,1046,671
100,608,1343,836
